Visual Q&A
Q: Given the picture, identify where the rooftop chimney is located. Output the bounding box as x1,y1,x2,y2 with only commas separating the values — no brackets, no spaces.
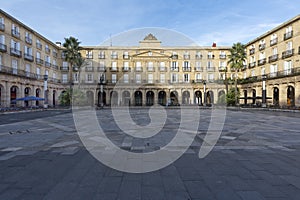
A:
212,42,217,47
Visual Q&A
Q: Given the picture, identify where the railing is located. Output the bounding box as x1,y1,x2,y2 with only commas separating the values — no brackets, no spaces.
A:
171,55,178,59
194,67,203,72
99,54,105,59
258,58,266,66
10,48,22,57
195,55,202,59
11,29,20,38
60,66,69,71
122,67,131,72
135,67,143,72
218,67,227,72
147,67,155,72
36,42,42,49
0,23,4,31
284,31,293,40
182,67,191,72
97,67,106,72
25,36,32,44
207,55,214,59
206,67,215,72
45,61,51,68
36,58,44,65
282,49,294,59
85,67,94,72
0,43,7,52
111,55,118,59
53,51,58,58
259,44,266,51
183,55,190,60
270,38,278,46
52,64,59,70
249,48,255,55
170,67,179,72
24,53,34,62
123,55,130,59
219,55,226,59
248,62,256,68
268,54,278,63
0,64,45,80
159,67,167,72
86,54,93,59
45,47,51,54
110,67,119,72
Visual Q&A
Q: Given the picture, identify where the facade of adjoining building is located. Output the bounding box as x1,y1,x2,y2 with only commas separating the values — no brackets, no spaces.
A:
0,8,299,108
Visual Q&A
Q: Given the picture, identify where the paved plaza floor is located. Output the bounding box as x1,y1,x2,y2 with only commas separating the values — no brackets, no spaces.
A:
0,108,300,200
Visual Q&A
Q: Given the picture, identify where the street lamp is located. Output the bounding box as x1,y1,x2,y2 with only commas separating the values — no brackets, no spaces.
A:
43,74,48,108
99,74,105,108
262,74,267,108
203,80,207,106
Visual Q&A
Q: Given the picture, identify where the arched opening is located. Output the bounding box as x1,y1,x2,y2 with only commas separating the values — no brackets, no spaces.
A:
158,91,166,105
36,88,41,106
287,86,295,107
134,91,142,106
243,90,248,105
10,86,18,106
207,90,214,104
146,91,154,106
252,89,256,105
273,87,279,106
0,85,3,106
53,90,56,107
170,91,179,106
110,91,118,106
122,91,130,106
86,91,94,106
182,91,190,105
218,90,225,105
194,91,202,105
98,91,106,106
24,87,31,107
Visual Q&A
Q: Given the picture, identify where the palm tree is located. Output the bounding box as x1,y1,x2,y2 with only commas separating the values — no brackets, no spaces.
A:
74,56,88,89
227,42,247,105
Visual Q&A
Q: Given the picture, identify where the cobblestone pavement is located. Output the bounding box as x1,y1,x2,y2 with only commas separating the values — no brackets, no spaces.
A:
0,108,300,200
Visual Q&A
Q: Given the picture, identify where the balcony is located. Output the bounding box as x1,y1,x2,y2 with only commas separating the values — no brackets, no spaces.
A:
182,67,191,72
0,23,4,31
206,67,215,72
11,29,20,38
194,79,203,83
147,67,155,72
298,46,300,55
159,67,167,72
24,53,34,62
10,48,22,57
259,44,266,51
219,54,226,59
85,67,94,72
52,65,59,70
35,58,44,65
99,54,105,59
241,65,247,71
270,38,278,46
110,67,119,72
53,51,58,58
111,55,118,59
0,43,7,52
171,55,178,59
194,67,203,72
86,54,93,59
25,36,32,45
170,67,179,72
123,55,130,59
284,31,293,40
248,62,256,68
268,54,278,63
282,49,294,59
122,67,131,72
60,66,69,71
0,64,43,80
195,55,202,59
207,55,214,59
135,67,143,72
36,42,42,50
45,61,51,68
249,48,255,55
218,67,227,72
97,67,106,72
258,58,266,66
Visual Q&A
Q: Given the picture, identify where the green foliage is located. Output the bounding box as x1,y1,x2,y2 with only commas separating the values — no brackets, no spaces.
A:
226,88,240,106
217,93,226,105
59,89,87,106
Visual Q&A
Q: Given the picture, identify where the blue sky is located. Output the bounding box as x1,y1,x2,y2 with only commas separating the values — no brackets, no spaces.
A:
1,0,300,46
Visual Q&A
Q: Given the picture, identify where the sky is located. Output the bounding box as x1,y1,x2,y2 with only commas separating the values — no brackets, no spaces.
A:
1,0,300,46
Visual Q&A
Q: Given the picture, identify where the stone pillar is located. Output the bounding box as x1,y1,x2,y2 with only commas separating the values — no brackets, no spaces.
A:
190,89,194,105
295,82,300,107
154,89,158,105
279,84,287,107
142,89,147,106
177,89,182,105
5,82,10,107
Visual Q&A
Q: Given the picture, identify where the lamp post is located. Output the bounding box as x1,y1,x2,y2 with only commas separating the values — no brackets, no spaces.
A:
203,80,207,106
43,74,48,108
99,74,105,108
262,74,267,108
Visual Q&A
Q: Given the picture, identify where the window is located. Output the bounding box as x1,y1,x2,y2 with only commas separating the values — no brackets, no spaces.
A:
36,52,41,59
86,74,93,82
74,73,78,82
160,74,165,83
147,62,153,71
259,52,265,59
123,74,129,83
195,61,202,71
284,60,292,75
63,61,68,68
251,70,255,77
148,74,153,83
220,51,226,58
195,73,202,82
99,61,105,70
196,51,202,59
62,74,68,83
52,60,57,68
86,50,93,58
45,44,50,53
261,67,265,75
123,62,129,70
53,73,56,79
159,62,165,71
183,61,190,69
286,26,292,33
183,74,190,83
208,52,214,59
99,51,105,59
11,39,20,50
171,73,178,83
123,51,129,59
12,59,18,74
287,41,293,50
184,52,190,59
0,54,2,68
136,74,141,83
112,61,117,70
273,47,278,55
219,61,226,68
36,39,42,49
112,74,117,83
111,51,118,59
270,64,278,77
36,67,40,78
24,46,32,55
136,62,142,71
171,61,178,70
25,64,31,77
11,24,20,37
0,34,4,44
207,73,214,81
243,72,247,79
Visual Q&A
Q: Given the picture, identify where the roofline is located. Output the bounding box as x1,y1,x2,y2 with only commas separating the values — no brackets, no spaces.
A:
0,9,63,50
80,45,231,50
246,14,300,46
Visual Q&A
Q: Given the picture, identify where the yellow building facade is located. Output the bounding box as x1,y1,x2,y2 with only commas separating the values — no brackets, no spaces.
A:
0,9,299,108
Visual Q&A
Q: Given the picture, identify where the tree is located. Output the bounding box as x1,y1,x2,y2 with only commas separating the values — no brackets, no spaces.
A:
74,56,88,89
226,87,240,106
227,42,247,105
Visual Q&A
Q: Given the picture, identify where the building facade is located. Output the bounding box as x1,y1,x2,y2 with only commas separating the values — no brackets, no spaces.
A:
0,9,299,108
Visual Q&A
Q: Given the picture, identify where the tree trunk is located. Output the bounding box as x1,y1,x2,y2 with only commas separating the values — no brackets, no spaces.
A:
235,69,238,105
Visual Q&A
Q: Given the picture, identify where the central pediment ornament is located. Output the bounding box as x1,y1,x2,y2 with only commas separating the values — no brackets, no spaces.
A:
143,33,158,40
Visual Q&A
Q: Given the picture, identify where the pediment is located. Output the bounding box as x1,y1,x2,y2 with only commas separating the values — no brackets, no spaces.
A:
131,50,171,59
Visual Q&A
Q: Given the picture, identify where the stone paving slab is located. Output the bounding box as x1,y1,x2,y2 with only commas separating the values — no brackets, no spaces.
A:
0,108,299,199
